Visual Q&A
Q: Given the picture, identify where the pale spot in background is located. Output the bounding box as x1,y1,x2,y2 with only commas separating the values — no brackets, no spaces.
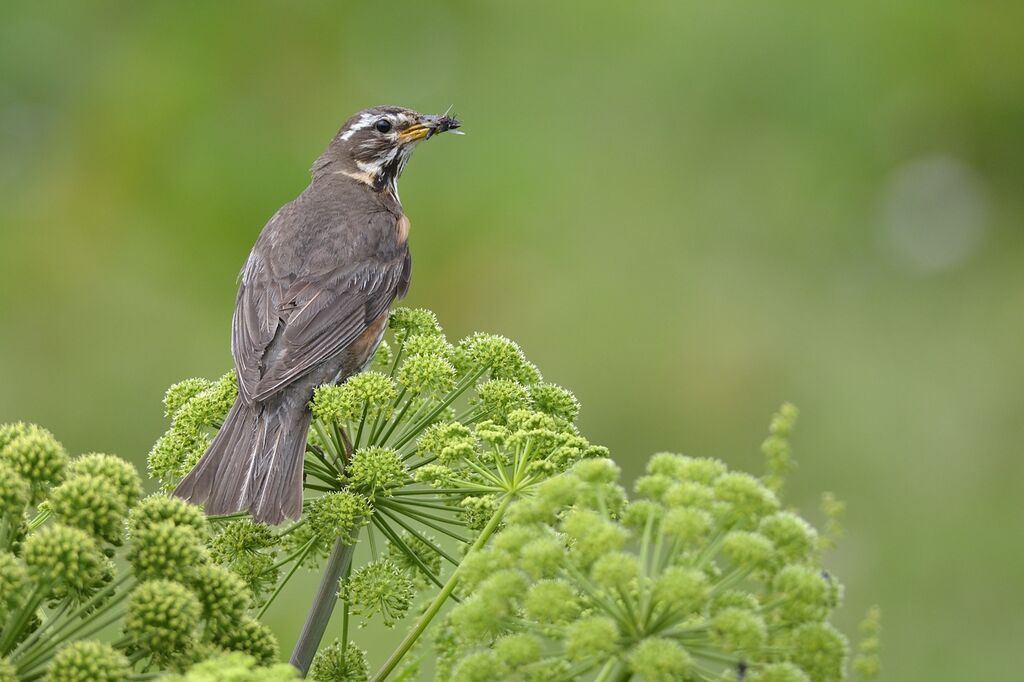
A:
880,155,991,273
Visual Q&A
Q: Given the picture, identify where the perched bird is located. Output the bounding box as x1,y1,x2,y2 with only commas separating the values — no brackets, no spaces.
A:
175,106,461,524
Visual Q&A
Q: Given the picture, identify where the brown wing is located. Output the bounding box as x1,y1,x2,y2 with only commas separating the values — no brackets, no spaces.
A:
232,247,410,405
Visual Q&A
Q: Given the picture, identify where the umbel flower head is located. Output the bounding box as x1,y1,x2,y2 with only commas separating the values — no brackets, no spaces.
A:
341,559,415,628
148,372,237,489
438,446,851,682
124,579,202,662
0,423,68,501
23,524,107,601
162,652,298,681
310,639,369,682
42,640,129,682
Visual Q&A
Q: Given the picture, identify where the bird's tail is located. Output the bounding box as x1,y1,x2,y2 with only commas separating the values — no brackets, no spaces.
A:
174,396,310,525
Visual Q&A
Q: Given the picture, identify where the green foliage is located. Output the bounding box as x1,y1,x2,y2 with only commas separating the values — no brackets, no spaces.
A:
0,422,286,679
436,441,856,681
0,308,877,681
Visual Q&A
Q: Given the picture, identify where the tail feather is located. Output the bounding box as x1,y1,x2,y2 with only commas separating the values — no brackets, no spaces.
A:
249,406,311,524
174,397,308,525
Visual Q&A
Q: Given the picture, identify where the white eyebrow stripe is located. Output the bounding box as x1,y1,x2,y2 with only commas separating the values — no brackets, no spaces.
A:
340,113,376,140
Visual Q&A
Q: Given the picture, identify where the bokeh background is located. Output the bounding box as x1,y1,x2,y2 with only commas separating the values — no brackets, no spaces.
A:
1,1,1021,679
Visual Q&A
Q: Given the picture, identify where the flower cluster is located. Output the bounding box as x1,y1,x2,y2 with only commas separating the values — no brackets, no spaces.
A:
143,309,876,681
150,309,604,637
0,422,287,680
436,444,853,680
148,372,238,490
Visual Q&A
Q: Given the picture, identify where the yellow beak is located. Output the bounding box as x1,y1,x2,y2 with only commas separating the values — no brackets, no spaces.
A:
398,124,431,143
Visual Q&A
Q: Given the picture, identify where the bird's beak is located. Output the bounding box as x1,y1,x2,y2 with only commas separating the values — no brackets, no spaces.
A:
399,113,463,143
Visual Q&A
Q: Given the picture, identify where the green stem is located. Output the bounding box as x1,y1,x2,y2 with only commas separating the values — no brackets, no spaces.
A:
258,539,316,618
370,517,447,592
0,584,46,654
371,495,512,682
594,658,622,682
289,538,357,676
9,599,70,662
307,445,340,478
379,392,416,449
374,506,462,565
26,508,51,532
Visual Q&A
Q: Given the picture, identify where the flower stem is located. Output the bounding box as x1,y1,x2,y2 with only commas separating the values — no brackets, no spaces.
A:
289,538,356,677
370,494,513,682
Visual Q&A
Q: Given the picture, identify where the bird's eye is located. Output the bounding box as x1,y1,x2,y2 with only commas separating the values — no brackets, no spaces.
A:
374,119,392,133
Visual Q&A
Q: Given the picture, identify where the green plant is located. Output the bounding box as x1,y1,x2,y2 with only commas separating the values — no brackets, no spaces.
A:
0,308,880,680
0,425,287,680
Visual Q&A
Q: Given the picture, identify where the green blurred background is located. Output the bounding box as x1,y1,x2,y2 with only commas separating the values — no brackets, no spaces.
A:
1,1,1021,679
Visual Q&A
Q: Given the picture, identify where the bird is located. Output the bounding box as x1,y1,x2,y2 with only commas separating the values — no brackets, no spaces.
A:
174,105,461,524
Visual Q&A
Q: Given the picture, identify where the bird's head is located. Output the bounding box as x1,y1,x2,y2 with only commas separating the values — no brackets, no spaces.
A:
314,105,462,194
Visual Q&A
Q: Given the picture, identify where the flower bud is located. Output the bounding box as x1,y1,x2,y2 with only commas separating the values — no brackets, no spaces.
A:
389,308,443,342
0,462,29,522
633,474,673,502
43,640,129,682
0,552,28,611
310,639,368,682
475,380,531,420
125,580,201,659
306,492,370,545
311,373,397,424
171,371,237,433
66,454,142,509
129,494,208,537
653,566,710,616
780,622,848,681
189,564,251,633
772,565,833,624
347,447,406,497
493,633,541,671
523,580,580,624
721,531,775,571
163,378,214,418
663,481,717,510
571,458,620,485
404,333,454,359
398,354,457,394
714,473,779,530
341,559,414,627
1,424,67,498
451,651,505,682
210,617,279,666
455,333,535,384
49,475,128,546
386,531,441,586
515,534,566,579
564,616,619,662
591,552,640,590
561,510,628,567
529,383,580,422
370,339,394,371
759,512,817,566
627,637,692,681
24,524,105,599
711,608,768,653
661,507,713,544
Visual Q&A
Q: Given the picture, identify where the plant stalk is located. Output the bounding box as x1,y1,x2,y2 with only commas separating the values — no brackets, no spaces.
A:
370,495,513,682
289,538,356,677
